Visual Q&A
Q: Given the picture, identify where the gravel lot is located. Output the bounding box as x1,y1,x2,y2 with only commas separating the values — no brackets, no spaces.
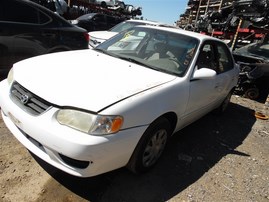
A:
0,95,268,202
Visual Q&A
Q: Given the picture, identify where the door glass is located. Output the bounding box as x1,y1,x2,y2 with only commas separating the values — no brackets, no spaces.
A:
197,43,216,71
216,44,233,73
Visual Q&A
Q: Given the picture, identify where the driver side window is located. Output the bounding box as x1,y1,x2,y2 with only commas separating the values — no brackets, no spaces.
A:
197,43,216,71
215,43,234,73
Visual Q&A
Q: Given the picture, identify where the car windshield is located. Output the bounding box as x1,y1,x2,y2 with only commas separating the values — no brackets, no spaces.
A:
95,27,199,77
234,41,269,61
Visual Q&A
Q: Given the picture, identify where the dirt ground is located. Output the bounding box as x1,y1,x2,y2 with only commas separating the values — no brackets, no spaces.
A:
0,95,268,202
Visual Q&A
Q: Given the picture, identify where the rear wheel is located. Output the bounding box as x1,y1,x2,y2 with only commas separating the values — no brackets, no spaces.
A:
127,117,171,174
244,87,259,100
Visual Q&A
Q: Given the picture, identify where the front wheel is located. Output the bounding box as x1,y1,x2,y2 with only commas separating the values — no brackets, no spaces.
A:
127,117,171,174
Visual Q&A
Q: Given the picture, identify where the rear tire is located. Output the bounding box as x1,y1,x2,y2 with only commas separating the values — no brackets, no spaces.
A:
244,87,259,100
127,117,171,174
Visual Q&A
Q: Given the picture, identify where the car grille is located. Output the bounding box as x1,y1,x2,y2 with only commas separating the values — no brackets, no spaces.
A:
10,82,51,115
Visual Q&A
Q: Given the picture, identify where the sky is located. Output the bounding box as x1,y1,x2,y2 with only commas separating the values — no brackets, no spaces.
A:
124,0,189,25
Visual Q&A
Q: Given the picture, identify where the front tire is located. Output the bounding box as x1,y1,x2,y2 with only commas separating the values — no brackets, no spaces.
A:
127,117,171,174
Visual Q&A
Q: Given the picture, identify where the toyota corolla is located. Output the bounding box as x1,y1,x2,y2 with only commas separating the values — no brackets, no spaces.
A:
0,26,239,177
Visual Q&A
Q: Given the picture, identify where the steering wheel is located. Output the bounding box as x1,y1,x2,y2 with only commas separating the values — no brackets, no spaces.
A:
168,57,184,70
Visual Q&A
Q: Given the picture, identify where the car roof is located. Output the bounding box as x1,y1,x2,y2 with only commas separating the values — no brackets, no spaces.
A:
124,19,175,27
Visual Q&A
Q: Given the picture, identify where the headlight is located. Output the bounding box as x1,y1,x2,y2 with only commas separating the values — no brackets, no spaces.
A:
56,109,123,135
7,68,14,85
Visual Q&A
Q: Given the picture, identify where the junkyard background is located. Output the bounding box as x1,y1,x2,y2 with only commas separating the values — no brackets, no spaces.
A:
1,95,268,202
1,0,269,200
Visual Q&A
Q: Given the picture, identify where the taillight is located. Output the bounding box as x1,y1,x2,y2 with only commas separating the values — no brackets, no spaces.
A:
83,32,90,42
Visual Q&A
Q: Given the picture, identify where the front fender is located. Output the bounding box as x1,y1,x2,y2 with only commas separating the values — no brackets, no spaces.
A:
101,79,189,131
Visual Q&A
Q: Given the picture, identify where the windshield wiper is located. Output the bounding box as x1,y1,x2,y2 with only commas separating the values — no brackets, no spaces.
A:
94,48,106,53
118,56,178,75
118,56,154,68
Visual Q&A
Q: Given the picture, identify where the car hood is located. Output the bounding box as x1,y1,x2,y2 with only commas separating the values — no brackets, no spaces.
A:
89,31,118,41
13,49,176,112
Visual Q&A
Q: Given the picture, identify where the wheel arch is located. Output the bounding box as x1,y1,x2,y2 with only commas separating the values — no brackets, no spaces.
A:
127,113,176,173
155,112,178,136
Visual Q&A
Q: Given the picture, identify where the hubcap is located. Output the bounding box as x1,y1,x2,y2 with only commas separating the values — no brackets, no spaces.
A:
142,129,167,167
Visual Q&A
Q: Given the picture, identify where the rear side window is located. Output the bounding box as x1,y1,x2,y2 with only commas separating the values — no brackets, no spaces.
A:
0,0,50,24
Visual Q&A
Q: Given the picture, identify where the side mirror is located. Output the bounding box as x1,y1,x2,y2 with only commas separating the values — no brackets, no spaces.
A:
192,67,216,80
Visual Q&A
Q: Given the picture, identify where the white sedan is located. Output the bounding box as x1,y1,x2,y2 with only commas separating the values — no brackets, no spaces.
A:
0,26,239,177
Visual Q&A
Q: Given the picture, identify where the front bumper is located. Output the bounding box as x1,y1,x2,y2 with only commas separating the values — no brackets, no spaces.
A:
0,80,147,177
